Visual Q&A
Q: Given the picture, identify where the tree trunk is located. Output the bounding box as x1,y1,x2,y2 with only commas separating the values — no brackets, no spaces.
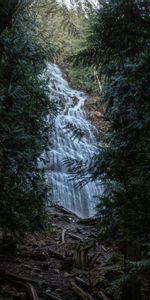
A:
122,241,141,300
0,0,20,34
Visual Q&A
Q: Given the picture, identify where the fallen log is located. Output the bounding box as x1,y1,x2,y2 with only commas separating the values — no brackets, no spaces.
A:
46,293,62,300
67,232,82,241
26,283,39,300
21,264,33,270
62,229,66,244
89,253,101,269
70,281,94,300
73,243,94,268
98,291,110,300
75,276,90,290
83,243,95,251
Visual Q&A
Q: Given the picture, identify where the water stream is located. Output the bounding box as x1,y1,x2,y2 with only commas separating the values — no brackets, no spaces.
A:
44,63,102,218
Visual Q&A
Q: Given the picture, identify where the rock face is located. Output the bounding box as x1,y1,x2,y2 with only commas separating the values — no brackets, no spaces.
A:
85,95,108,141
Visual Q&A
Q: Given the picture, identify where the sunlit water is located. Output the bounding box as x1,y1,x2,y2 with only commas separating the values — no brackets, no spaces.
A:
43,63,102,218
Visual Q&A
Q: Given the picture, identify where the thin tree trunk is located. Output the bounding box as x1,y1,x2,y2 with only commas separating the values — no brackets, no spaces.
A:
0,0,20,34
122,241,141,300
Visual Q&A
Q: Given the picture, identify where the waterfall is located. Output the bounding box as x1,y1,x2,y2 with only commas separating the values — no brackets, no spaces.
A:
44,63,102,218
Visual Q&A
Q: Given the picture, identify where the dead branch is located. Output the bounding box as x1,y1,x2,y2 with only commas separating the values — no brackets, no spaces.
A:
67,232,82,241
83,243,95,251
75,276,90,290
62,229,66,244
21,264,33,270
98,291,110,300
70,281,94,300
89,253,101,269
46,293,62,300
26,283,39,300
73,242,94,268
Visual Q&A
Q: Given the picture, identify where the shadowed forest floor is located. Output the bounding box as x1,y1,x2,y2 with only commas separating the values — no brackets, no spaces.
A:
0,206,118,300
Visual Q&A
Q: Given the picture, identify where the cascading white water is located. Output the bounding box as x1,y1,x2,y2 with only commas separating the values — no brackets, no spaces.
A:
44,63,102,218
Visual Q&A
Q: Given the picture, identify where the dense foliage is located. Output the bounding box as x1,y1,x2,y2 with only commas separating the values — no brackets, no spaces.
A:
0,5,55,239
71,0,150,240
35,0,98,93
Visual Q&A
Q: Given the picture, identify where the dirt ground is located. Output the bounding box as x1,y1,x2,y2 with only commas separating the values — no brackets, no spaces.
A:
0,206,113,300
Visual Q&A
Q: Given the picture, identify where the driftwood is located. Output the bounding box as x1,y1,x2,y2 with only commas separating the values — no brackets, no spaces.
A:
21,264,33,270
70,281,94,300
75,276,90,290
26,283,39,300
62,230,86,242
46,293,62,300
62,229,66,244
98,291,110,300
73,243,94,268
67,232,82,241
73,244,87,267
89,253,101,269
48,248,65,260
82,243,95,251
